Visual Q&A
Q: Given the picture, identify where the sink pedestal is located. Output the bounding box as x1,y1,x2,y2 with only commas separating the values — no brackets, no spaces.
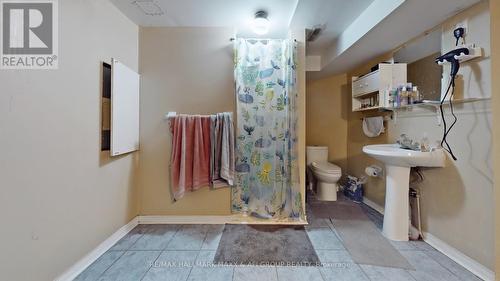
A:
382,165,410,241
362,144,446,241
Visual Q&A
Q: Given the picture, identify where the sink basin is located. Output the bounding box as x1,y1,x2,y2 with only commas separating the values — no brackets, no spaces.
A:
363,144,445,167
362,144,446,241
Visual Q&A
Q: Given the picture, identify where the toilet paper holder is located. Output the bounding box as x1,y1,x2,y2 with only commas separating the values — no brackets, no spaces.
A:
365,165,383,177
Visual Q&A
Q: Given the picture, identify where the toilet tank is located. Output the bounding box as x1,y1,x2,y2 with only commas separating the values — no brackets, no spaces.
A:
306,146,328,165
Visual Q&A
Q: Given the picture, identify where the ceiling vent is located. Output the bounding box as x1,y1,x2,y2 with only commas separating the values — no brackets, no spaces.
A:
132,0,164,16
306,25,325,42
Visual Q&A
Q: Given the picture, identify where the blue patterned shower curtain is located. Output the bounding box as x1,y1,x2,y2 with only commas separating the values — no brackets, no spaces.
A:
232,38,303,220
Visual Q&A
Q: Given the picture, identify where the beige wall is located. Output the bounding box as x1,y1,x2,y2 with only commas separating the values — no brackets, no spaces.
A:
396,3,493,270
386,100,493,269
138,27,307,216
138,27,234,215
0,1,139,280
344,2,494,270
491,0,500,278
306,74,349,170
347,54,394,206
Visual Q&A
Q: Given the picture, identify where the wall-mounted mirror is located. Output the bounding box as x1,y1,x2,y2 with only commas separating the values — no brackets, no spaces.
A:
393,29,442,101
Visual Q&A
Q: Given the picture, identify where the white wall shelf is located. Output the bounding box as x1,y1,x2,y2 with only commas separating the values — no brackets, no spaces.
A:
352,63,407,112
436,46,483,66
387,97,490,110
385,97,490,125
354,106,386,112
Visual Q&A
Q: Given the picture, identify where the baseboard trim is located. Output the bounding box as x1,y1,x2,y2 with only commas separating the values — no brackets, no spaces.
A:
360,198,493,280
423,232,494,281
362,197,385,214
138,215,232,224
55,212,495,281
54,217,139,281
55,213,307,280
138,215,307,225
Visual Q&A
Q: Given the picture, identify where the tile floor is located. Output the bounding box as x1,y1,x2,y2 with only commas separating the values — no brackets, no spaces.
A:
75,205,483,281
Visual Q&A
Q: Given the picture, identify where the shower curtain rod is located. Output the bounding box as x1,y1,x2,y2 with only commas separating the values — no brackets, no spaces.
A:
230,37,297,42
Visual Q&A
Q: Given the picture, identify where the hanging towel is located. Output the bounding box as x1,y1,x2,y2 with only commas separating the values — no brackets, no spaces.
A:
210,114,223,185
220,113,235,185
362,116,385,138
170,115,211,200
210,112,235,188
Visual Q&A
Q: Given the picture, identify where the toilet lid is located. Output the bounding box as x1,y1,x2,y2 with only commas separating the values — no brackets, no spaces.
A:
311,162,341,174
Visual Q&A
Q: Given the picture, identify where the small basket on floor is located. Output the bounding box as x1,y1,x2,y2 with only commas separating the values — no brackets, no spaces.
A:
341,175,364,203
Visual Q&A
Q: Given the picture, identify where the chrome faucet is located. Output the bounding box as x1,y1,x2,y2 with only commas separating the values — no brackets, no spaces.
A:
397,134,420,151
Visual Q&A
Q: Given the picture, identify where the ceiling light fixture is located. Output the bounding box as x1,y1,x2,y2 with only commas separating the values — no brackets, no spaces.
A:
252,10,270,35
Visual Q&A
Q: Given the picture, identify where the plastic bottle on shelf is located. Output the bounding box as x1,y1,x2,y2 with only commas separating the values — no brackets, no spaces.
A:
407,83,413,91
396,88,401,107
413,86,421,103
389,89,396,108
409,89,415,105
400,87,408,106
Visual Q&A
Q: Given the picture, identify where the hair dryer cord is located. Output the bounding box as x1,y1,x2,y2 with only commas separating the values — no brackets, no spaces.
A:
439,78,458,161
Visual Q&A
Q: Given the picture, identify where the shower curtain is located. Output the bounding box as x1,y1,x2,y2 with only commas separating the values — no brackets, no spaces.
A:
232,38,303,220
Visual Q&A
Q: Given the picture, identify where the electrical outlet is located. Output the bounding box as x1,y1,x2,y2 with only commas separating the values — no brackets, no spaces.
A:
455,19,468,35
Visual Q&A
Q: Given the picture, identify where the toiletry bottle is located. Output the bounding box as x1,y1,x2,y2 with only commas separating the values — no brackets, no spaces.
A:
397,88,401,106
409,89,414,105
400,87,408,106
413,86,420,103
390,90,396,108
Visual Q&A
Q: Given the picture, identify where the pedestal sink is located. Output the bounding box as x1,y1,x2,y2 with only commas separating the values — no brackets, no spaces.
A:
362,144,445,241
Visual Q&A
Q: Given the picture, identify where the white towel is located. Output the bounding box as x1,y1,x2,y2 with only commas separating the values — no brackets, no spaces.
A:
362,117,385,138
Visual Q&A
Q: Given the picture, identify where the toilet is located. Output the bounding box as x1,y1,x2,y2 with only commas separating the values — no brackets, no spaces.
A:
306,146,342,201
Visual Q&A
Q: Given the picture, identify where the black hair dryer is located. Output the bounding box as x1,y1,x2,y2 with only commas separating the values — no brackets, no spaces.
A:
435,47,469,77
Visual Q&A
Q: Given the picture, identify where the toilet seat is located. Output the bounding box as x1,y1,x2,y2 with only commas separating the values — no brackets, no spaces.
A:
306,146,342,201
311,161,342,175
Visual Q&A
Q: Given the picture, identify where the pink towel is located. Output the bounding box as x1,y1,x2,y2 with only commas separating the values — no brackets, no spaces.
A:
170,115,211,200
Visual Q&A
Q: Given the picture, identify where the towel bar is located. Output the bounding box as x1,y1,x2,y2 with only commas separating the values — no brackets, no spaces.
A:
164,112,177,120
164,111,233,120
